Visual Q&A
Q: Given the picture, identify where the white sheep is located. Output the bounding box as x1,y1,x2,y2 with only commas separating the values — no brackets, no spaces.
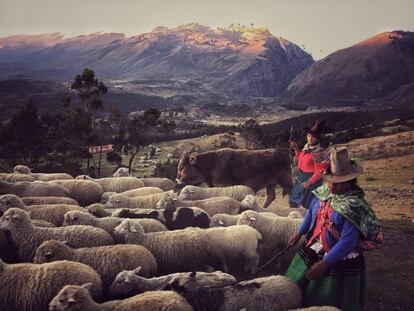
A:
179,185,255,202
21,196,79,206
100,187,163,204
113,167,130,177
76,175,145,193
0,179,69,197
109,267,236,298
62,210,167,240
113,219,214,274
50,179,104,206
34,240,158,289
205,225,262,273
156,191,251,216
106,191,170,209
237,210,303,261
49,283,193,311
0,208,114,262
0,194,85,226
13,165,74,181
210,211,280,227
166,272,302,311
139,177,176,191
0,259,103,311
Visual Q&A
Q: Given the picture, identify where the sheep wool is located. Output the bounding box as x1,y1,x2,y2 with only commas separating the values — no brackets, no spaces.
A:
49,284,193,311
178,185,255,202
50,179,104,206
0,259,102,311
22,196,79,206
114,219,213,274
0,179,69,198
0,208,114,262
109,267,236,298
34,240,157,289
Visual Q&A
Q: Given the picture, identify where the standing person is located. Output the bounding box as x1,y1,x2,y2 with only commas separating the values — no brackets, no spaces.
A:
289,120,328,209
285,146,383,311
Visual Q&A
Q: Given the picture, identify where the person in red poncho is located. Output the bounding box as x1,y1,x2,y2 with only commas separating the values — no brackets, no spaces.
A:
289,120,329,209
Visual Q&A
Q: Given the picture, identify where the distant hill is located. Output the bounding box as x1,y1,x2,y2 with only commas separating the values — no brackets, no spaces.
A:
280,31,414,108
0,24,313,97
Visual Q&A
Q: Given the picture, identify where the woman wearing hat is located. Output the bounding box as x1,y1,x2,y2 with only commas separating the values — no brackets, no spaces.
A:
289,120,328,209
285,147,383,311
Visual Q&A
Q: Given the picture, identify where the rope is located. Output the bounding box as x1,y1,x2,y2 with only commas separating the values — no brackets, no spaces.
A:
204,244,293,289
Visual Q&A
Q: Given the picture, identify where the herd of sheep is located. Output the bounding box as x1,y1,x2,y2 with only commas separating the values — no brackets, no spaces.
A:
0,165,339,311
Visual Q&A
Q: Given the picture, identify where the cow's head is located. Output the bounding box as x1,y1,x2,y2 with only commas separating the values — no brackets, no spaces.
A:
176,152,206,185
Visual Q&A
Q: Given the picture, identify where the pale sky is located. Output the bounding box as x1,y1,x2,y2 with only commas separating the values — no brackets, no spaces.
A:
0,0,413,59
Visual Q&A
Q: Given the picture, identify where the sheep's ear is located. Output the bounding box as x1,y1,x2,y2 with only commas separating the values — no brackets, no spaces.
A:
81,283,93,291
172,197,178,201
218,220,224,225
189,153,197,165
189,271,197,278
249,217,257,221
62,240,68,245
133,266,142,275
67,297,77,304
130,225,138,233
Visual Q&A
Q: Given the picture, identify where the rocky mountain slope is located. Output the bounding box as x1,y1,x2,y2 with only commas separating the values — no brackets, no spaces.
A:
280,31,414,108
0,24,313,97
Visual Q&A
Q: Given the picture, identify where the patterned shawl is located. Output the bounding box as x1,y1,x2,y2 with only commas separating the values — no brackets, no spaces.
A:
313,184,381,238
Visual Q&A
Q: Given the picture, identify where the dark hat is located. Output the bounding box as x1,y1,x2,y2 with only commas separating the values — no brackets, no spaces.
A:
321,146,363,183
306,119,324,139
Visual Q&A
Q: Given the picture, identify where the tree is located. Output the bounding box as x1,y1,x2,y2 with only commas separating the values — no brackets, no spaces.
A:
113,107,175,174
0,100,46,164
242,119,263,149
70,68,108,128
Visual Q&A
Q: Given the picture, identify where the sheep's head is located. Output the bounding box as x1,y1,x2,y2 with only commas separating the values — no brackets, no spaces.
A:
13,165,31,175
63,211,93,226
287,211,303,219
33,240,72,263
164,271,198,293
237,211,257,226
114,219,144,236
106,194,126,208
240,195,259,210
86,204,107,218
0,194,25,215
108,267,144,296
210,215,226,227
113,167,130,178
156,191,178,209
0,208,32,230
49,283,93,311
178,185,197,200
75,175,88,180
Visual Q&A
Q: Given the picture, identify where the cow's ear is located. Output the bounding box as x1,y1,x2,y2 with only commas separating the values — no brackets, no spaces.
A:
189,153,197,165
181,152,190,162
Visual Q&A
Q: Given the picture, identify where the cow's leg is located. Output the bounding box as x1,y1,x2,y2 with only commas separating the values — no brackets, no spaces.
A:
263,185,276,208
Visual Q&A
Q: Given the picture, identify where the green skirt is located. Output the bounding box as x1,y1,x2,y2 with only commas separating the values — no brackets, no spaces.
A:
285,246,366,311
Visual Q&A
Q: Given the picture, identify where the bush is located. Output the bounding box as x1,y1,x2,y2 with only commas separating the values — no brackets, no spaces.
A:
153,161,178,181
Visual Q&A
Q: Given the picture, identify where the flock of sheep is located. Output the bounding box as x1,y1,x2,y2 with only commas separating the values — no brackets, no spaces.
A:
0,165,339,311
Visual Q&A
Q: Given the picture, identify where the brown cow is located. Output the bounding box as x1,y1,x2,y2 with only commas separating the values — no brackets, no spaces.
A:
176,148,293,208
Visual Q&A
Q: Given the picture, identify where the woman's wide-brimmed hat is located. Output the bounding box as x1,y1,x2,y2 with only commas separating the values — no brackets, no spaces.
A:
321,146,363,183
306,119,324,139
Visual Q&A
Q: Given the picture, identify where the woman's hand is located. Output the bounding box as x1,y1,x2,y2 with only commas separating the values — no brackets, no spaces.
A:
302,180,312,188
288,233,302,246
289,141,298,150
306,260,329,279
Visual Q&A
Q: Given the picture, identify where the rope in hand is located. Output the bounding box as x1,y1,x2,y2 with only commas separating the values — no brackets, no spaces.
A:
204,244,293,289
